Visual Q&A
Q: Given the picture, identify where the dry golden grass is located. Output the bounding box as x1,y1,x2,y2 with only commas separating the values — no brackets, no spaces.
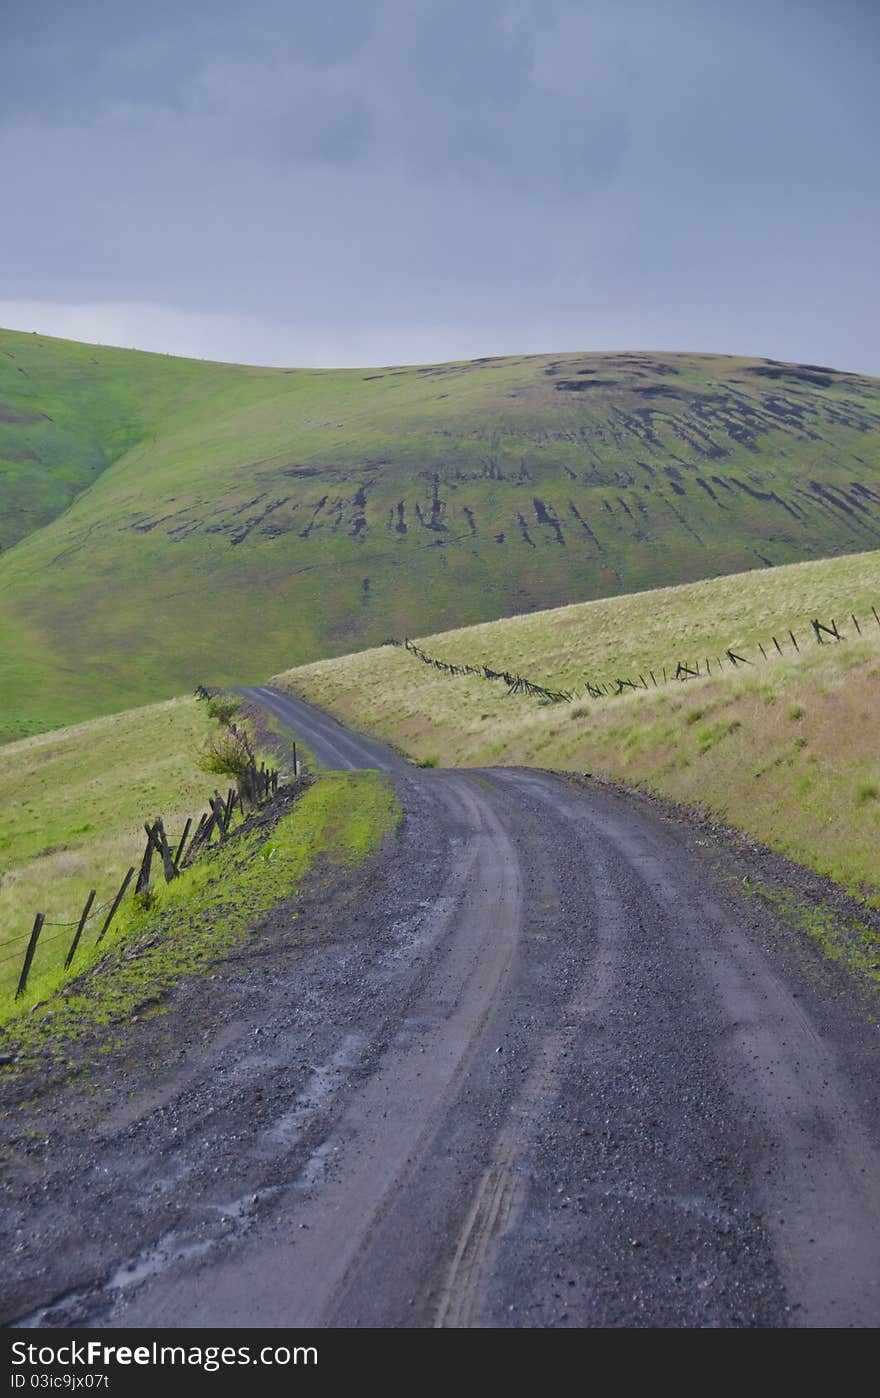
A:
276,550,880,904
415,549,880,688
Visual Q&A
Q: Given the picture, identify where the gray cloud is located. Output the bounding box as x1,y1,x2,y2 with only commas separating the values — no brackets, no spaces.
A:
1,1,877,371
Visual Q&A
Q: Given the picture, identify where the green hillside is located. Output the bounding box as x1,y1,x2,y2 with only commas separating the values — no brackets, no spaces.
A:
0,331,240,552
2,326,880,742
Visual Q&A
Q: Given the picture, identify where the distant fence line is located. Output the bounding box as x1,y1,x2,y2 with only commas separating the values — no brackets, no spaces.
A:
5,751,280,1003
385,602,880,707
396,639,573,703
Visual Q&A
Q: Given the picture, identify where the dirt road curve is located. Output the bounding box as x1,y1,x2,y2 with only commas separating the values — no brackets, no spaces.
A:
3,686,880,1328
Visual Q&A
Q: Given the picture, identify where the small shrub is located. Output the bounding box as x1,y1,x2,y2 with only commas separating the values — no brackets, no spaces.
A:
793,736,808,750
788,704,805,721
685,708,704,725
856,781,879,806
206,697,241,727
417,756,438,768
571,705,590,720
199,729,253,779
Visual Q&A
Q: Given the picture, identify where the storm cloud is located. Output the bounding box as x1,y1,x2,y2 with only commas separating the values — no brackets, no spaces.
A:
1,0,877,370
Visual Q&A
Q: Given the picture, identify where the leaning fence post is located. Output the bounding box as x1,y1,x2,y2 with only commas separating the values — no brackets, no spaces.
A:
184,813,208,863
65,889,96,970
209,794,228,840
154,818,177,882
96,867,135,945
173,818,192,869
136,823,155,895
16,913,45,999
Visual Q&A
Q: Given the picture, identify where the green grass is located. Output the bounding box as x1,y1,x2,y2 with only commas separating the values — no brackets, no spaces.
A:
3,327,880,742
0,330,227,554
276,548,880,907
0,695,226,999
0,771,399,1057
748,882,880,988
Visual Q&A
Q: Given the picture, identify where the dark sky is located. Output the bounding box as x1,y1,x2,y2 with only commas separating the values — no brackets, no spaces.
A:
2,0,878,370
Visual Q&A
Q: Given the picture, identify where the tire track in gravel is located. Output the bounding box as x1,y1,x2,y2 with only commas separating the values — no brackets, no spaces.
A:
4,691,880,1328
106,773,524,1326
487,768,880,1327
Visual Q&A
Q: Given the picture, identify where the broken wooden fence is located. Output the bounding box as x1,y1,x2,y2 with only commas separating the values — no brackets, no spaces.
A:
395,602,880,709
8,755,279,1000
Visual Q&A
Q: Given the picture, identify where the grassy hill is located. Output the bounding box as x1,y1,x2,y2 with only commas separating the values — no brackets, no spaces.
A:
3,326,880,742
0,695,216,1002
276,549,880,914
0,331,238,553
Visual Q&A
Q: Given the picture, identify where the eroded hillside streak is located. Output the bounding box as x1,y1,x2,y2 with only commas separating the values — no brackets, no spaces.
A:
4,333,880,742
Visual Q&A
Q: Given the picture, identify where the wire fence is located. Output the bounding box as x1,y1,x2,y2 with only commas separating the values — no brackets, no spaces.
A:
390,603,880,706
4,753,280,1002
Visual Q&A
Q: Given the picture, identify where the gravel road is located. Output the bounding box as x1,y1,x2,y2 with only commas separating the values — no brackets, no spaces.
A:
2,686,879,1328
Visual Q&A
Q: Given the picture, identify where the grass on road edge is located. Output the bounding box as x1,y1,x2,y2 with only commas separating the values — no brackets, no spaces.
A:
0,771,399,1071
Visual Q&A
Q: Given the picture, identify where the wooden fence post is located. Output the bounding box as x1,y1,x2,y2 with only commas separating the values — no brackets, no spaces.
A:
173,818,192,869
16,913,45,999
136,823,155,895
184,813,208,863
209,794,228,840
789,630,799,651
65,889,97,970
153,818,177,881
96,867,135,945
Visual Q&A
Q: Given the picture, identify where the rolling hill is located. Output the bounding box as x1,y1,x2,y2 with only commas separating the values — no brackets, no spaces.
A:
2,326,880,742
276,547,880,915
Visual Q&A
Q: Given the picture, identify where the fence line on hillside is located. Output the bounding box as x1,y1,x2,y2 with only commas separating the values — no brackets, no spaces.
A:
388,602,880,707
5,752,280,1002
